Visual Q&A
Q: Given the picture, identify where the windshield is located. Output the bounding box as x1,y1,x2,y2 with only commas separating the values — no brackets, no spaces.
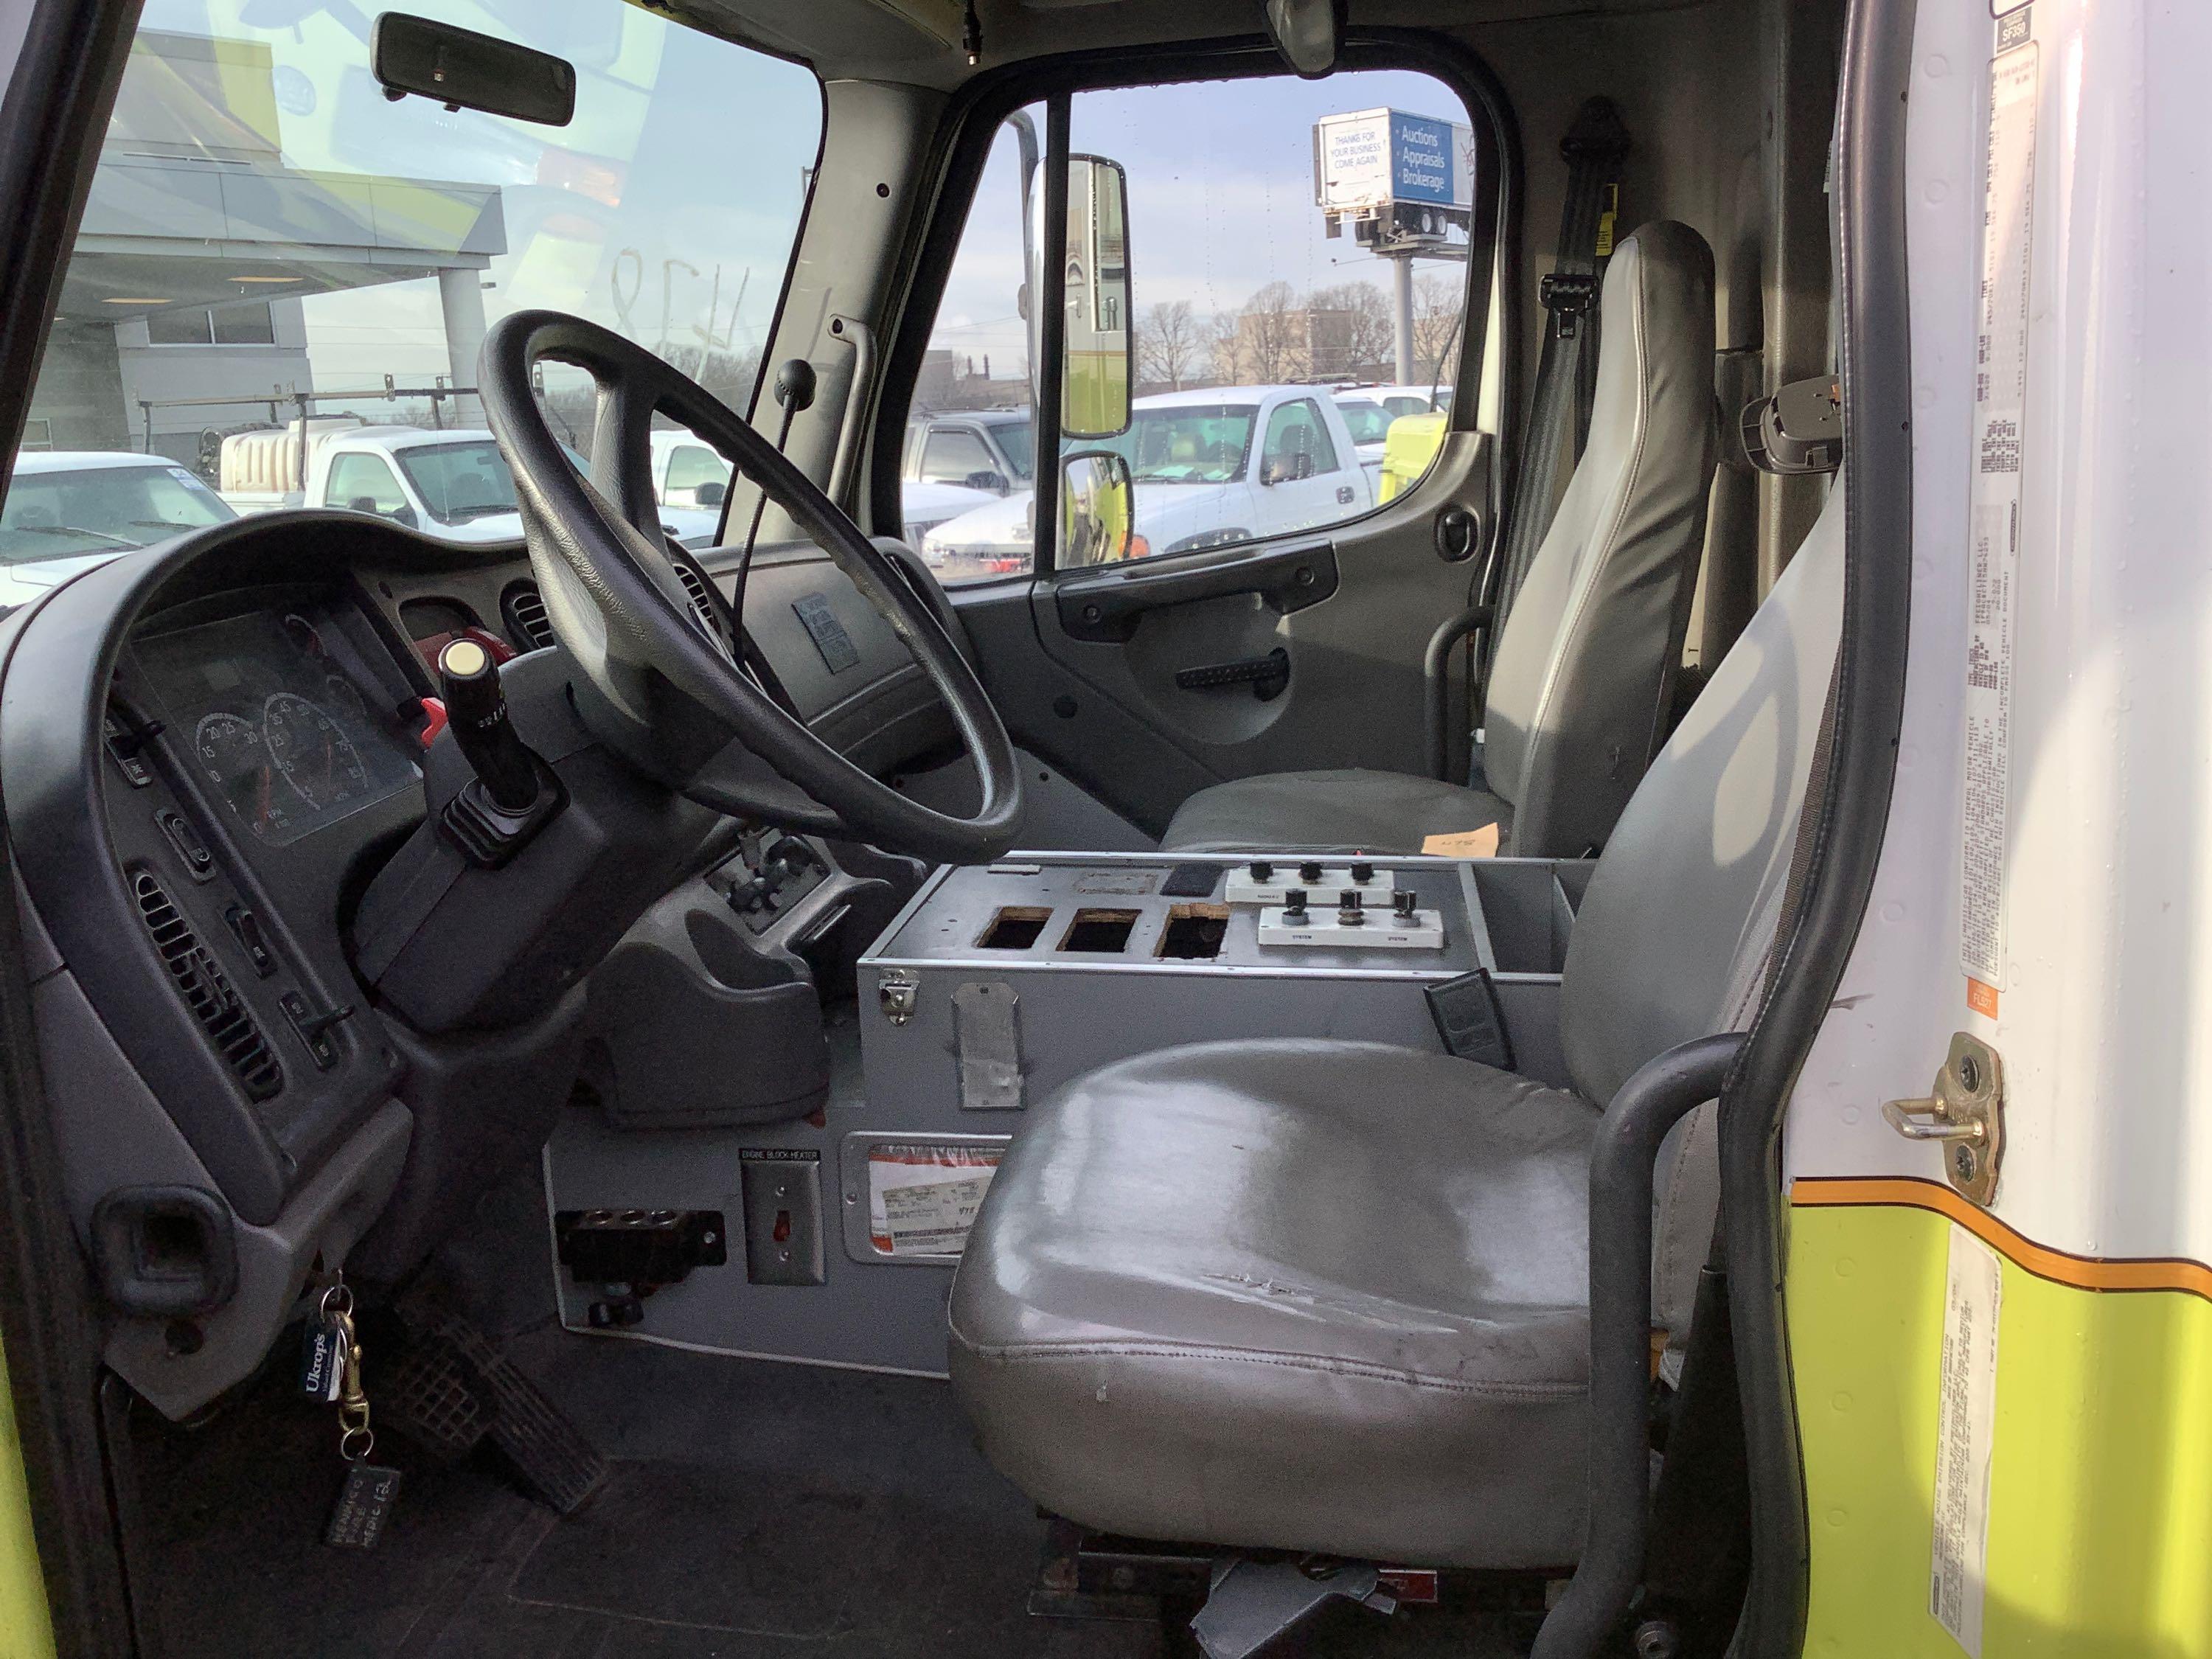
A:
395,442,520,524
0,465,233,560
22,3,822,536
1093,406,1258,484
1335,401,1391,445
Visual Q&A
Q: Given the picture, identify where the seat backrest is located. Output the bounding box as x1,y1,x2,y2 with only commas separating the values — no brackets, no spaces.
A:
1482,220,1719,857
1557,483,1846,1328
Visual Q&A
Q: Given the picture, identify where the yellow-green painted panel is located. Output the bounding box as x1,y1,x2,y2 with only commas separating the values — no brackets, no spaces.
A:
0,1335,56,1659
1792,1203,2212,1658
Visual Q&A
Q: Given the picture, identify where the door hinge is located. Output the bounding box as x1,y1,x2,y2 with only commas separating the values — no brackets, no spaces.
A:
1882,1032,2005,1205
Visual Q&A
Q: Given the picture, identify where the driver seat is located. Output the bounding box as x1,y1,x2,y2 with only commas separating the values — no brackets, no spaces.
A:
1160,220,1718,859
947,484,1843,1568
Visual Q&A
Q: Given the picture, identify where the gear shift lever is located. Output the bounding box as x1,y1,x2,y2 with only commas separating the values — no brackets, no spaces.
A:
437,638,540,813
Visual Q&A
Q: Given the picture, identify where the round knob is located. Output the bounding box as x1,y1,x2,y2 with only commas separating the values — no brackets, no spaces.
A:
1394,890,1418,919
1250,860,1274,883
1298,861,1324,884
1350,860,1375,883
1283,888,1309,919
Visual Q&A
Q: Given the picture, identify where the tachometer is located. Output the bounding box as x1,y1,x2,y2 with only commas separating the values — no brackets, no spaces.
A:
262,692,369,810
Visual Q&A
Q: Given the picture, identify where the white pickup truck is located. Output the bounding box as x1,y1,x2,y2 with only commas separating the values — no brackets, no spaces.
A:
221,424,722,548
919,385,1374,575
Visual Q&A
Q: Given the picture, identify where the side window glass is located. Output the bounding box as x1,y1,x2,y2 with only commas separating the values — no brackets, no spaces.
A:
904,109,1043,583
907,72,1474,577
1260,399,1337,480
327,453,405,518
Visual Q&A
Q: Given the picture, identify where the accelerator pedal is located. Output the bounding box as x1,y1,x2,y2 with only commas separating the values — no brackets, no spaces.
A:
383,1307,607,1513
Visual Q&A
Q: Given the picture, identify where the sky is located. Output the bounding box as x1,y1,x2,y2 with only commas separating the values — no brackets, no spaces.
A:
119,4,1467,407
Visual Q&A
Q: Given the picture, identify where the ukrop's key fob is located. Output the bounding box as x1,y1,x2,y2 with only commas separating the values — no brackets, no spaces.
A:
299,1318,349,1404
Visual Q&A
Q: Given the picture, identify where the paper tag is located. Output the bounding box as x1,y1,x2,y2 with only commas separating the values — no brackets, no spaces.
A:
868,1142,1001,1256
1930,1225,2003,1655
1958,40,2038,1002
1421,824,1500,859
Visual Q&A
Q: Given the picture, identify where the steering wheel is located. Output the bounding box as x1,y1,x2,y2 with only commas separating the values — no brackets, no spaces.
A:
478,310,1021,866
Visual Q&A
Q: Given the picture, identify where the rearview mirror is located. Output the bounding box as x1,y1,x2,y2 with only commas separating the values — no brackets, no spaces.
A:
1060,451,1134,568
371,14,577,126
1261,0,1346,77
1030,155,1133,442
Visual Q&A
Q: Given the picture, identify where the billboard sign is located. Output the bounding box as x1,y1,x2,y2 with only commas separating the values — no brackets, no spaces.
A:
1313,108,1474,214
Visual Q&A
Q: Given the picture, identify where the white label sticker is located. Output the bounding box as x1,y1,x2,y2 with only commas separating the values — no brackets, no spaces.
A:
866,1142,1001,1257
1930,1225,2003,1655
1959,43,2039,997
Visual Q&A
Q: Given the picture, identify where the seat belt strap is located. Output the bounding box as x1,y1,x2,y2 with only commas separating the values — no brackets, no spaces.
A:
1496,97,1631,621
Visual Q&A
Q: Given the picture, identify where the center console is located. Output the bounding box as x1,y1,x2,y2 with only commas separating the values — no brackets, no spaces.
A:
546,848,1595,1377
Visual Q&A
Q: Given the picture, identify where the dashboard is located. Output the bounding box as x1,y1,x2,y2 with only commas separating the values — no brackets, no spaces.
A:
0,507,959,1418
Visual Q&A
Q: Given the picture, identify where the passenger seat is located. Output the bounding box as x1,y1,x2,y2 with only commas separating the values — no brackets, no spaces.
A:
1160,220,1719,858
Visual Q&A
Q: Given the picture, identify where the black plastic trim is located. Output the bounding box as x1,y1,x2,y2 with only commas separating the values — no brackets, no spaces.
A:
1054,541,1338,644
1722,1,1916,1652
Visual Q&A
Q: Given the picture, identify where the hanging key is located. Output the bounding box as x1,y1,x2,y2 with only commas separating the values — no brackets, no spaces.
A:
321,1287,404,1549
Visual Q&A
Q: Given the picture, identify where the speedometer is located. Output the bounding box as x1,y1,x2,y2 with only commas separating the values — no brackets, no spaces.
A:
262,692,369,810
192,712,293,840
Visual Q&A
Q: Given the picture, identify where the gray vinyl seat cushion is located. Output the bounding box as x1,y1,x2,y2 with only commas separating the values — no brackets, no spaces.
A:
1156,768,1512,856
1161,220,1718,860
950,484,1847,1568
948,1040,1598,1569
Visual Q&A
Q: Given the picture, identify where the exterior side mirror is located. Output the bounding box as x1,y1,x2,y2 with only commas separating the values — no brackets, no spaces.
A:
695,480,727,508
1029,154,1133,442
392,503,420,529
966,470,1008,494
1060,451,1134,568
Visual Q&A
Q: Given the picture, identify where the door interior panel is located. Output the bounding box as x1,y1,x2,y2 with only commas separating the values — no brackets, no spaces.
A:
955,435,1494,830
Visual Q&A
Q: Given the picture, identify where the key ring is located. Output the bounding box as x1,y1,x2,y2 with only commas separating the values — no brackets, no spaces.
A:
318,1283,355,1321
340,1424,375,1463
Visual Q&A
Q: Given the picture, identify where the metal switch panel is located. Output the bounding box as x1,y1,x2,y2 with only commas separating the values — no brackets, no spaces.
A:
740,1149,825,1285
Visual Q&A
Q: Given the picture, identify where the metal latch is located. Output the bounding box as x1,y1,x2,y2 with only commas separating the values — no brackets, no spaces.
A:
1882,1032,2004,1205
877,970,919,1026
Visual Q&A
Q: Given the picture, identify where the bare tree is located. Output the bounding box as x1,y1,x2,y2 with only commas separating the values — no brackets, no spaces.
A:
1230,281,1303,384
1308,282,1393,379
1410,274,1464,389
1207,310,1242,383
1137,299,1203,391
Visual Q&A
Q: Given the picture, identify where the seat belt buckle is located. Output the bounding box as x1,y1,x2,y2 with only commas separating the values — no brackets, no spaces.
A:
1539,271,1597,339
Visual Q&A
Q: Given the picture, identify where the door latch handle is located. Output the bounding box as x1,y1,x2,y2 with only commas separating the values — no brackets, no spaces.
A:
1881,1032,2004,1204
1174,647,1290,701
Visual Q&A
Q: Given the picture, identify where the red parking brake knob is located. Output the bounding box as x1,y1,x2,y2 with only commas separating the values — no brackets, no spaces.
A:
416,696,448,750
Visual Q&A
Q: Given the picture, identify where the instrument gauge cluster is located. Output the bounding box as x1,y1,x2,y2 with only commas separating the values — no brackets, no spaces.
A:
137,602,420,848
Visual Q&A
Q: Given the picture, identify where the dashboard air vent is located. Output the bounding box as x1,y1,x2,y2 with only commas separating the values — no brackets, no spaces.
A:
133,872,283,1102
501,581,555,652
672,561,719,633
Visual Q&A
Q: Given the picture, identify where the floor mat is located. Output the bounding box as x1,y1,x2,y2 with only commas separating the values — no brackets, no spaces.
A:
135,1332,1523,1658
